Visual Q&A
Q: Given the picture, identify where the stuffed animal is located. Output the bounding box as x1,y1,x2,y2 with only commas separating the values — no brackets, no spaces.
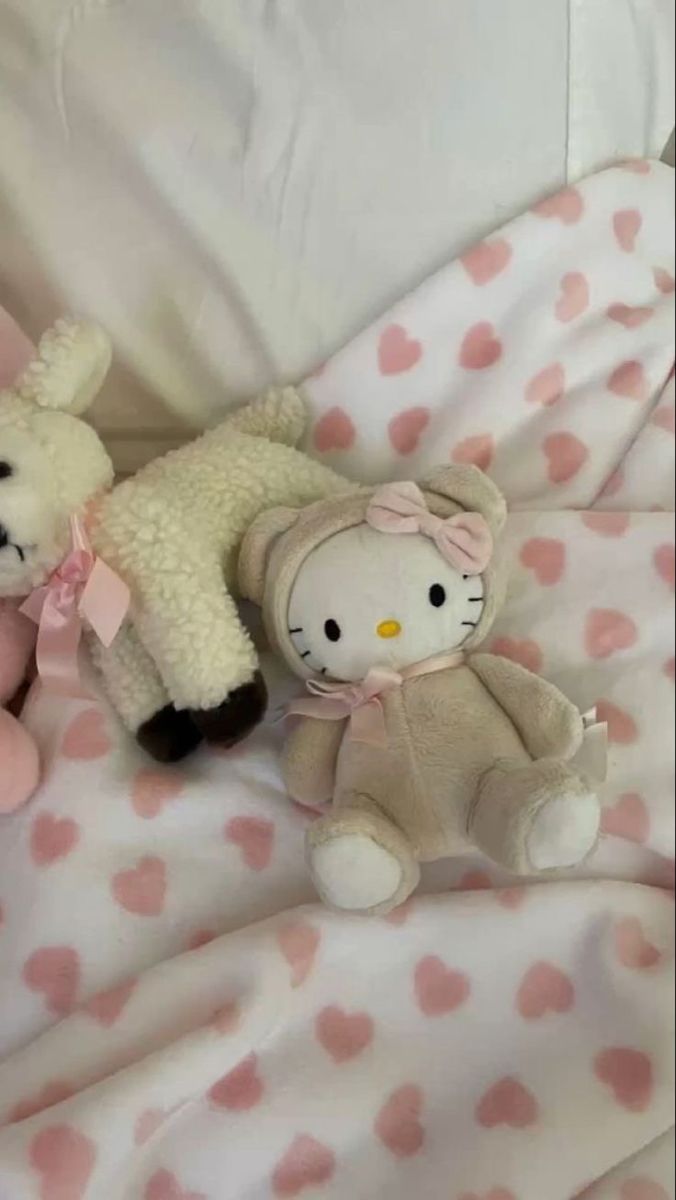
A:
239,466,602,915
1,319,353,763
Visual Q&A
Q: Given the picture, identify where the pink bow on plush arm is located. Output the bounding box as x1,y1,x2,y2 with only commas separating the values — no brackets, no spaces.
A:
366,481,493,575
21,516,130,697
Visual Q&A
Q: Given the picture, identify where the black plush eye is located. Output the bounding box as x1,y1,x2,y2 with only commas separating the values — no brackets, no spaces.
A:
324,619,342,643
0,461,13,480
429,584,446,608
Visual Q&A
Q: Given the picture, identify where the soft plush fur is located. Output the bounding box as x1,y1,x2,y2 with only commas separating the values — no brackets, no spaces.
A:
0,320,353,763
239,466,601,915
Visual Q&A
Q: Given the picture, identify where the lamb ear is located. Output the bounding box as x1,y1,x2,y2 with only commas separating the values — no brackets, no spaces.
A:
238,507,301,605
423,464,507,537
16,319,112,416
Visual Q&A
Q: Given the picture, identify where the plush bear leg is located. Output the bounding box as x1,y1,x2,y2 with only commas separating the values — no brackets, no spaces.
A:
0,709,40,812
306,799,420,915
469,758,600,875
90,625,203,763
132,563,267,751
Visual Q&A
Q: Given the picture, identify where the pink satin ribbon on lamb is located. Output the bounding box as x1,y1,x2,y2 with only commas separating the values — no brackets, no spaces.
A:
289,652,465,748
366,481,493,574
21,515,130,696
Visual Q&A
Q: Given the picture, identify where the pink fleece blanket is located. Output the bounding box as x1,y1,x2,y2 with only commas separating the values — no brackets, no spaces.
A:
0,162,674,1200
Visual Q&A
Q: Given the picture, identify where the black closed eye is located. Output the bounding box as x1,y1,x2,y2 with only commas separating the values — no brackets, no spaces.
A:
429,584,446,608
324,619,342,643
0,461,13,480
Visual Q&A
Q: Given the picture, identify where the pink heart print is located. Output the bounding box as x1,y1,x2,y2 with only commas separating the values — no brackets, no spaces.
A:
414,955,471,1016
378,323,423,374
315,1005,374,1062
132,769,185,818
375,1084,425,1158
452,434,495,471
61,708,111,760
584,609,638,659
613,209,642,252
272,1134,336,1197
526,363,566,407
83,977,137,1027
543,432,589,484
313,407,356,453
516,961,575,1019
608,360,648,400
30,813,80,866
491,637,543,674
145,1168,206,1200
596,701,639,746
23,946,80,1015
111,856,167,916
209,1054,264,1111
555,272,589,322
532,186,584,224
225,816,275,870
607,303,654,329
476,1077,539,1128
601,793,650,843
614,917,662,970
29,1125,97,1200
461,238,512,285
594,1047,653,1112
277,920,320,987
388,407,431,454
459,322,502,370
520,538,566,586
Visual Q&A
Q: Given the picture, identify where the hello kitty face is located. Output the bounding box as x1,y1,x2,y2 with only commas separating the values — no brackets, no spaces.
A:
287,524,485,682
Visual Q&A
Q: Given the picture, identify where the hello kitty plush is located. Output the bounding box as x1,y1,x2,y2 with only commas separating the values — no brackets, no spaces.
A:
239,465,601,915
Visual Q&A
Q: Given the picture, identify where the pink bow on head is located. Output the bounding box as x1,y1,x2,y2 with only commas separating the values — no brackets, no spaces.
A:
21,515,130,697
366,481,493,576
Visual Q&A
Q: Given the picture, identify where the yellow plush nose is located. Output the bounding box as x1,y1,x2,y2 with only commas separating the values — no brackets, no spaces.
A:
377,619,402,640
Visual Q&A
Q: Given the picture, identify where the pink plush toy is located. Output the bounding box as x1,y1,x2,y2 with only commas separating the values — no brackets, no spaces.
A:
0,306,40,812
0,600,39,812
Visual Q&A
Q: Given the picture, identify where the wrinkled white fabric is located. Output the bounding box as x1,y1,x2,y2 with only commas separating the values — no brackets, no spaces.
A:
0,0,673,473
0,163,674,1200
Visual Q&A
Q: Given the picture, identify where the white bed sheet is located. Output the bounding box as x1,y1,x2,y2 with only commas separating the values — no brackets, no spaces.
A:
0,0,673,473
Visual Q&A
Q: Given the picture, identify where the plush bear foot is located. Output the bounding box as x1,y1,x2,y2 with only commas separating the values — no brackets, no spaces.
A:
136,705,204,763
0,709,40,813
189,671,268,749
526,789,600,869
472,758,600,875
307,807,420,915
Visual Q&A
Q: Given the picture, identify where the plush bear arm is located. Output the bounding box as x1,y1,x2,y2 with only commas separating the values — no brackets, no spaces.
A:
468,653,584,761
220,387,307,447
283,717,346,807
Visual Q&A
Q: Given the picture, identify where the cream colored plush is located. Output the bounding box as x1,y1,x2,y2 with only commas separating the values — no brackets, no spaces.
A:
0,320,353,762
239,467,601,915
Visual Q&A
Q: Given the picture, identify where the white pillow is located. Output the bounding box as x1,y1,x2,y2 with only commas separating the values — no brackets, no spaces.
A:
0,0,673,473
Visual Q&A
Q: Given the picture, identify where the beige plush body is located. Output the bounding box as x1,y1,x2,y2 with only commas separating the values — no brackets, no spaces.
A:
240,467,600,915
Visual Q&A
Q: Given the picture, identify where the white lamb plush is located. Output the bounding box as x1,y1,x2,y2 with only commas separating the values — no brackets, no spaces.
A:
0,319,352,761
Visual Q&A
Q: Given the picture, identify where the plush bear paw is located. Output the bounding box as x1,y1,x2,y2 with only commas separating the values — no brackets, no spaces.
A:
188,671,268,749
136,705,204,764
527,789,600,870
309,834,405,912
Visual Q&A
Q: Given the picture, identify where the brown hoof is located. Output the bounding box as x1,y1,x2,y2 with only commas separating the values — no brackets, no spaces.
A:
188,671,268,749
136,704,204,763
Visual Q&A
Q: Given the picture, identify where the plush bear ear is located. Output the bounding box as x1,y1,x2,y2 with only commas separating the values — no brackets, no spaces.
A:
238,507,301,605
16,319,112,416
423,464,507,537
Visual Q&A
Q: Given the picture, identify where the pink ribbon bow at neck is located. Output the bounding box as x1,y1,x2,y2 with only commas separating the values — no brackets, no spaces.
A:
21,515,130,697
289,653,465,748
367,481,493,575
